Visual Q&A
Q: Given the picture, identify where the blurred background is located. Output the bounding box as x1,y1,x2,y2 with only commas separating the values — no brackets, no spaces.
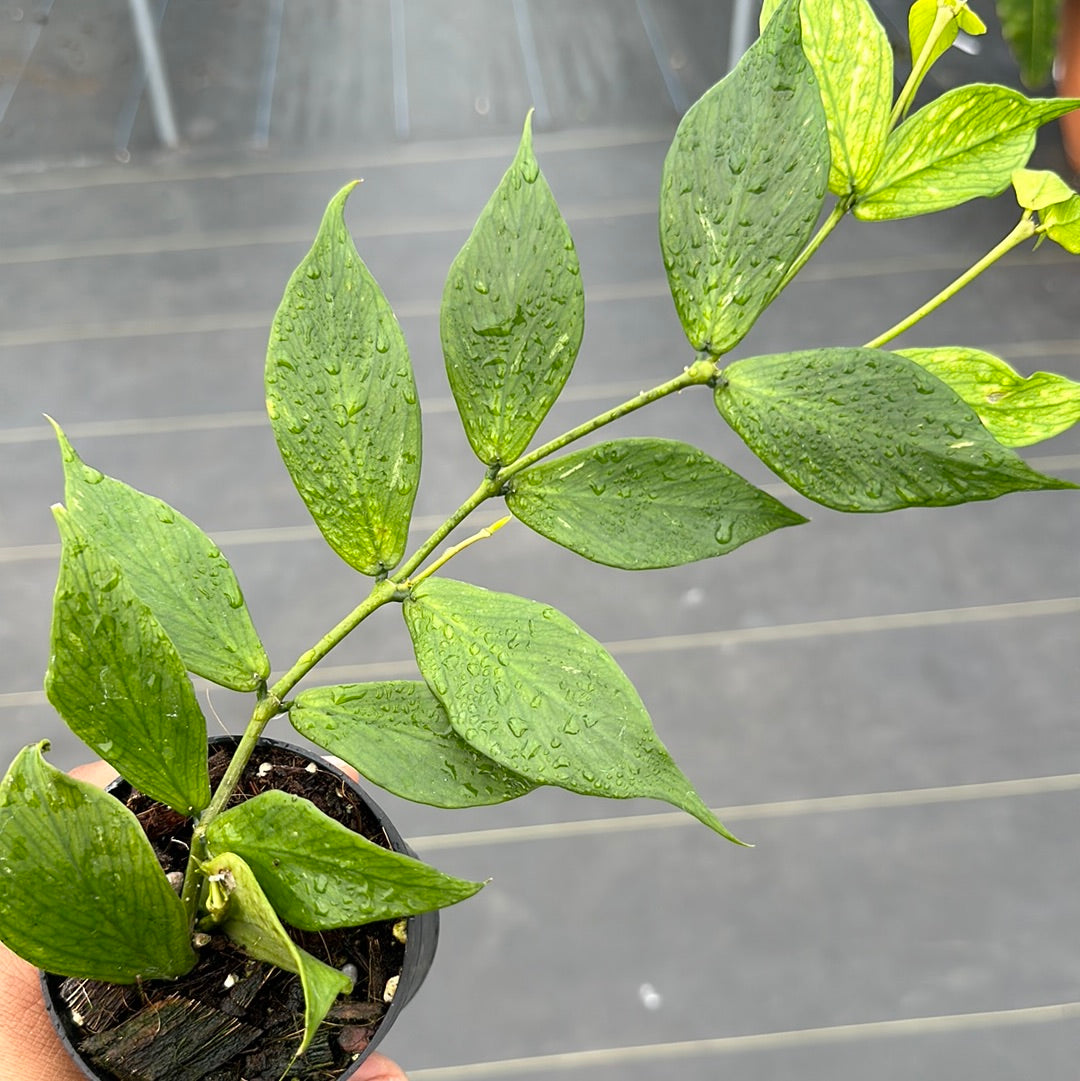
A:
1,1,1078,1078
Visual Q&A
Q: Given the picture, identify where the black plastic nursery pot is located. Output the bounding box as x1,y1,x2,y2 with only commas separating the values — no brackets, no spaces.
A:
41,736,438,1081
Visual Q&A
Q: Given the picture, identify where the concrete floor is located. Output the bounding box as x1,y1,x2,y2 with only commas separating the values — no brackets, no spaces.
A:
1,2,1078,1078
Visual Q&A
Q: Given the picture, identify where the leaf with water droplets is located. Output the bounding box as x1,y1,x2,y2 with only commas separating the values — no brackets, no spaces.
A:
51,422,269,691
898,346,1080,447
441,113,583,465
854,86,1080,220
205,790,483,931
0,743,196,982
45,508,210,815
267,182,422,575
659,0,828,356
798,0,892,196
201,851,353,1057
403,578,742,842
290,681,537,807
714,347,1076,511
505,437,806,569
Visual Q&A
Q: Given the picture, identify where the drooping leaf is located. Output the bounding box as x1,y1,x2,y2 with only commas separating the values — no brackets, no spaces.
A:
659,0,829,356
267,182,422,576
505,437,806,569
899,346,1080,446
995,0,1061,87
45,508,210,816
205,791,483,928
403,578,742,843
0,743,196,983
51,423,269,692
1012,167,1077,210
799,0,893,195
441,113,583,466
855,86,1080,220
201,852,352,1057
907,0,986,89
714,347,1075,511
290,681,537,808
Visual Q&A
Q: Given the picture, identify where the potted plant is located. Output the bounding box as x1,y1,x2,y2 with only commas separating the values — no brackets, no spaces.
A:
2,0,1078,1078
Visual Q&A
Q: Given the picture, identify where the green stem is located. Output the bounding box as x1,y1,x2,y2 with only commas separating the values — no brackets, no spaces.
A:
890,4,954,127
498,361,717,485
773,200,849,297
863,215,1036,350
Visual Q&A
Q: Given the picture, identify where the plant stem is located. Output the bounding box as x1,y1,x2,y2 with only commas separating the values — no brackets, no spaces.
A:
408,516,512,586
772,200,849,297
890,3,954,127
863,215,1036,350
497,361,717,485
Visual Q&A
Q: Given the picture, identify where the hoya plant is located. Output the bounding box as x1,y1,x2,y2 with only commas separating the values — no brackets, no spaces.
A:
2,0,1079,1073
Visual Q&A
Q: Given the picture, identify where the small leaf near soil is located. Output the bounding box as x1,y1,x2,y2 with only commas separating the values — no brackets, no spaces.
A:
290,681,537,808
205,790,483,929
0,743,196,983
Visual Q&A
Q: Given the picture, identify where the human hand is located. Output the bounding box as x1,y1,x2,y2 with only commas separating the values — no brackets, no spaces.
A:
0,761,409,1081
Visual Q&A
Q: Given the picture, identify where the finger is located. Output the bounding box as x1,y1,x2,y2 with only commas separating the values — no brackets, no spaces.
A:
68,760,118,788
352,1050,410,1081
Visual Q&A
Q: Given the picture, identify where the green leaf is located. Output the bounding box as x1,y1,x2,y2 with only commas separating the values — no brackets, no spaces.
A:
403,578,742,843
45,508,210,815
201,852,352,1057
52,423,269,692
714,347,1076,510
659,0,828,355
1011,167,1077,210
505,437,806,569
899,346,1080,446
205,791,483,929
267,182,422,576
855,86,1080,220
0,743,196,983
799,0,893,195
290,681,537,808
440,114,583,466
1041,194,1080,253
995,0,1061,87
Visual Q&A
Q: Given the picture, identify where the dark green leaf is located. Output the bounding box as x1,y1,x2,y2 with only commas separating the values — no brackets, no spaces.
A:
0,743,196,983
800,0,893,195
714,347,1076,511
206,791,483,929
855,86,1080,220
505,437,806,569
403,578,742,843
441,114,583,466
995,0,1060,87
899,346,1080,446
45,508,210,815
52,422,269,692
267,182,422,575
659,0,829,355
201,852,351,1056
290,681,537,808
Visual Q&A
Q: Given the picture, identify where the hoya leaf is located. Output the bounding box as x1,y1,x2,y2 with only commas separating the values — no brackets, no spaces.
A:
855,86,1080,220
505,437,806,569
441,113,583,466
290,681,537,808
714,348,1075,510
800,0,893,195
0,743,196,983
201,852,352,1057
899,346,1080,446
659,0,828,356
45,508,210,816
995,0,1061,87
52,423,269,692
205,791,483,929
1041,195,1080,253
403,578,742,843
267,182,422,576
1012,167,1077,210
